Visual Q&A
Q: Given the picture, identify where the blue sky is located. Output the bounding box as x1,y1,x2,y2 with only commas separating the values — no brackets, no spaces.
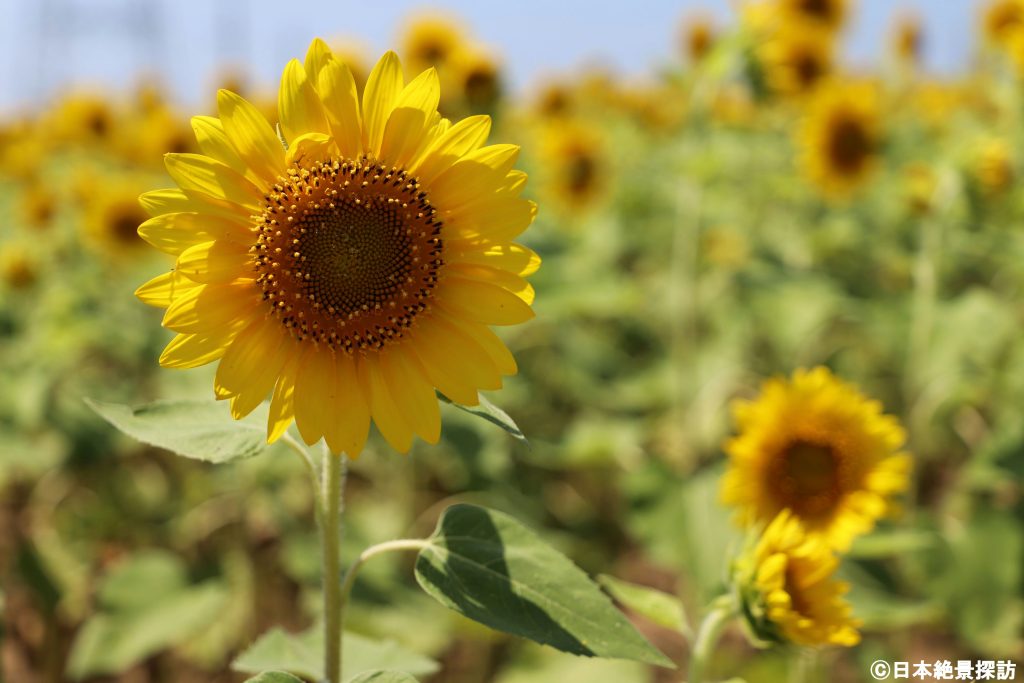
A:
0,0,981,112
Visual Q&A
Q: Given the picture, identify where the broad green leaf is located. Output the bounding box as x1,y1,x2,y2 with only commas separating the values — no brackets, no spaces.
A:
67,580,228,678
347,672,420,683
245,673,305,683
97,551,187,612
85,398,271,463
437,392,527,443
232,627,438,681
414,504,674,667
597,575,689,635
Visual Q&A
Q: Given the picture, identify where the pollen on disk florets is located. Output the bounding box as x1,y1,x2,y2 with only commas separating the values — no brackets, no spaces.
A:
253,156,444,353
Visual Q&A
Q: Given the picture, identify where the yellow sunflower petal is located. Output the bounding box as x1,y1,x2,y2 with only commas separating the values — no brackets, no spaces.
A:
381,348,441,444
447,242,540,276
412,114,491,182
285,132,339,167
412,314,502,391
358,354,414,453
190,115,247,176
316,58,363,159
162,282,260,333
445,197,537,242
159,322,245,369
216,317,291,419
437,277,535,325
267,358,298,443
175,240,253,283
447,263,535,304
134,270,201,308
278,59,331,145
218,89,287,183
323,354,371,457
303,37,334,84
164,153,264,211
362,51,404,156
138,212,249,255
293,348,333,446
438,313,518,376
380,68,442,167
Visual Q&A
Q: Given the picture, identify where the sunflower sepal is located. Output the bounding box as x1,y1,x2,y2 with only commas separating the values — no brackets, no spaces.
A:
436,391,527,443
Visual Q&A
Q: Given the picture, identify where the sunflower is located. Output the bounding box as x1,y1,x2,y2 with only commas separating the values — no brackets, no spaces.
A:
0,243,38,290
135,40,539,457
798,81,881,199
83,177,154,258
50,93,117,147
891,14,923,65
973,137,1014,195
776,0,849,33
721,367,911,551
20,180,57,230
735,510,861,647
983,0,1024,46
452,50,502,115
401,16,467,75
681,14,716,64
538,119,606,214
759,27,833,98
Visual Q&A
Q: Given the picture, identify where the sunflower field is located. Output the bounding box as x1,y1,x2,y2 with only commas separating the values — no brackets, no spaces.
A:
1,1,1022,682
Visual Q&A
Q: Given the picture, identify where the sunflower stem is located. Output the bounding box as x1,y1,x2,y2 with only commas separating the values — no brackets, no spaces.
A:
688,596,736,683
321,447,347,683
338,538,431,614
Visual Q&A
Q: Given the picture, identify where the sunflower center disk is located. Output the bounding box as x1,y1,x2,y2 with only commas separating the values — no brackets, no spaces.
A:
829,118,871,173
772,440,841,518
254,158,444,353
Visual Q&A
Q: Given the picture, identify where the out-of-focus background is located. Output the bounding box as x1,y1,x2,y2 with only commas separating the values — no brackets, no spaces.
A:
1,0,1022,682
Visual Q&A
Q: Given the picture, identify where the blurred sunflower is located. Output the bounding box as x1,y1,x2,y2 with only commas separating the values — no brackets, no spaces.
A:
0,243,39,290
51,93,117,146
452,50,502,115
776,0,849,33
401,15,466,74
681,14,716,64
891,14,923,65
902,162,938,215
126,106,196,164
136,40,539,456
798,81,881,199
759,27,833,98
721,367,911,551
983,0,1024,46
973,137,1014,195
83,178,153,258
735,510,860,647
20,180,57,230
539,119,607,214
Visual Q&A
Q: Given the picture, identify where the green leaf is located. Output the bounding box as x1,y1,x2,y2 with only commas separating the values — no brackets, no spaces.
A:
67,580,228,679
437,392,527,443
244,673,305,683
232,627,438,681
347,672,420,683
97,551,187,612
848,529,937,559
85,398,271,463
414,504,674,667
597,575,689,635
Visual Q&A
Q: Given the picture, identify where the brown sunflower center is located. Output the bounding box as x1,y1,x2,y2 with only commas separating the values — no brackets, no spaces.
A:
828,117,871,173
566,152,597,196
464,69,499,109
110,203,146,244
798,0,833,21
254,157,443,353
771,440,842,518
795,53,824,88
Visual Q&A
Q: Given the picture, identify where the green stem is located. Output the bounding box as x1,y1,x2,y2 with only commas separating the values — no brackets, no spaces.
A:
322,449,347,683
688,598,736,683
338,538,431,616
282,434,323,527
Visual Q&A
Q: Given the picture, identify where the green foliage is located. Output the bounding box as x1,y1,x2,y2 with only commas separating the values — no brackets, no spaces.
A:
85,398,273,463
437,392,528,443
347,672,420,683
66,550,230,678
414,504,673,667
598,574,689,634
244,673,305,683
232,626,439,681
